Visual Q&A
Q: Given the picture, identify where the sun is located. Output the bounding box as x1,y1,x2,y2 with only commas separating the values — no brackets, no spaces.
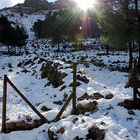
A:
74,0,96,11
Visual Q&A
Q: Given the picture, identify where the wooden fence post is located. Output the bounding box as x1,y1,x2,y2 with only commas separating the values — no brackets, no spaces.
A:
54,93,73,122
6,77,49,123
72,63,77,114
2,75,7,133
133,88,137,102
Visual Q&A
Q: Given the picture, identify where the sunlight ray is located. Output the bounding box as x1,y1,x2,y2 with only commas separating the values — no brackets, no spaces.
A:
74,0,96,11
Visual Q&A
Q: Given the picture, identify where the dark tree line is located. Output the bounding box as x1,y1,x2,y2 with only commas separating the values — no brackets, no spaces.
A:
33,2,140,69
33,7,101,50
97,0,140,68
0,16,28,54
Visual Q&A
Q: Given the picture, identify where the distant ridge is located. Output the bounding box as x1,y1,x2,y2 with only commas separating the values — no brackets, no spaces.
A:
10,0,76,13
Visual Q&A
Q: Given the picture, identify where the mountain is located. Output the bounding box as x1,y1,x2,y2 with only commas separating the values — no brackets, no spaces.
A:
12,0,76,13
24,0,50,9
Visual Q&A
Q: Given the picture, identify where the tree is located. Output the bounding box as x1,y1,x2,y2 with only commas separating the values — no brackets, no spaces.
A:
0,16,28,54
33,7,101,51
97,0,140,68
13,25,28,54
33,19,43,38
0,16,13,53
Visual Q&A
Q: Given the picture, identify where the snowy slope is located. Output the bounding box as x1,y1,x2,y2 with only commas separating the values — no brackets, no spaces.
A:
0,42,140,140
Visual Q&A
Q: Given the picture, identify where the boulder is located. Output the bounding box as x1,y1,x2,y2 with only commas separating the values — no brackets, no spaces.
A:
76,101,98,114
86,124,105,140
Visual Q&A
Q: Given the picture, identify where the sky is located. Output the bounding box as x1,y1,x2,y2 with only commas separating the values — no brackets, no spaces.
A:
0,0,56,9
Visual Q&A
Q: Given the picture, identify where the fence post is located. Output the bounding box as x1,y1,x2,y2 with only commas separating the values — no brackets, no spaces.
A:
133,88,137,102
72,63,77,114
54,93,73,122
6,77,49,123
2,75,7,133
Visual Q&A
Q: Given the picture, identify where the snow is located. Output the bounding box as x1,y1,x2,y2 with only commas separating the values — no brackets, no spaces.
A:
0,8,140,140
0,40,140,140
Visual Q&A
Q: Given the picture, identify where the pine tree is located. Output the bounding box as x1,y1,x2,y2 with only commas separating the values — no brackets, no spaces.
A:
0,16,28,54
97,0,140,68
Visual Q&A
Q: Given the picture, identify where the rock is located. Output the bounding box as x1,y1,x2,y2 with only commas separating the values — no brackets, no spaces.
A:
77,74,89,84
21,68,30,73
118,99,140,110
25,115,32,122
9,68,13,72
78,92,104,101
53,100,63,105
72,117,79,124
105,94,114,99
128,110,135,115
84,102,98,110
58,127,65,134
8,63,13,68
47,126,66,140
60,85,66,91
24,0,49,9
92,92,104,100
6,122,16,132
13,0,50,13
118,100,134,110
13,0,76,13
41,106,51,112
100,121,106,126
76,101,98,114
48,127,58,140
17,61,23,67
15,120,29,129
6,119,44,133
78,93,90,101
86,124,105,140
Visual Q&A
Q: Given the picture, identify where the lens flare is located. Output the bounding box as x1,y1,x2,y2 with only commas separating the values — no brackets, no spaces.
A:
74,0,96,11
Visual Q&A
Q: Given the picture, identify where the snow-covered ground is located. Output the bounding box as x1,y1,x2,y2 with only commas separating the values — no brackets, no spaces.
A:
0,42,140,140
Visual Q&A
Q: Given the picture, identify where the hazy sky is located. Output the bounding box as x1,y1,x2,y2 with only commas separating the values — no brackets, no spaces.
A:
0,0,56,9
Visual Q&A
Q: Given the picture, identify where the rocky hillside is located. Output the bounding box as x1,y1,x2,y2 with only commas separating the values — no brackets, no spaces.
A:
12,0,76,13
